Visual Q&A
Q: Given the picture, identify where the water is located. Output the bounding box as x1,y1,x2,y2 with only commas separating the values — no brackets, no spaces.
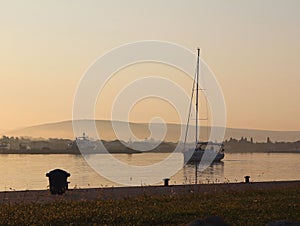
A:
0,153,299,191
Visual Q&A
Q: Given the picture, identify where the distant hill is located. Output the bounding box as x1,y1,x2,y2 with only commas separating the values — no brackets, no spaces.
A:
5,120,300,142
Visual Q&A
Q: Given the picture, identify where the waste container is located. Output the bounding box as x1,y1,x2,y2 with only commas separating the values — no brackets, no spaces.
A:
46,169,70,195
244,176,250,183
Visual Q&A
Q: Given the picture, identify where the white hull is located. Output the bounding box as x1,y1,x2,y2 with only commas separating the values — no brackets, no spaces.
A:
183,142,225,163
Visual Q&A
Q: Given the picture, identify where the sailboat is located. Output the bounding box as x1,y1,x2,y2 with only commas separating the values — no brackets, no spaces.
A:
183,48,225,163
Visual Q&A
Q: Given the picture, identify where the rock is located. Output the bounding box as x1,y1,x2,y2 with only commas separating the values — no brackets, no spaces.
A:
187,219,205,226
267,220,300,226
187,216,229,226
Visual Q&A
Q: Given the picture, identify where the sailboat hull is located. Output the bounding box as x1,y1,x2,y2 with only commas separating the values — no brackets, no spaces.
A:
183,142,225,163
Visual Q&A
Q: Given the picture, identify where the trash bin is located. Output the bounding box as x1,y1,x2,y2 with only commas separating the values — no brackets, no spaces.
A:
244,176,250,183
46,169,70,195
163,178,170,187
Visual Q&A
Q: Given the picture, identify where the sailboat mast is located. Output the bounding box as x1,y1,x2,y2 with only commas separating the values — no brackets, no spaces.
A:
195,48,200,145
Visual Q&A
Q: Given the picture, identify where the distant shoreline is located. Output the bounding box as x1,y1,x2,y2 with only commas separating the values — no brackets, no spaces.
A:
0,149,142,155
1,135,300,154
0,149,300,155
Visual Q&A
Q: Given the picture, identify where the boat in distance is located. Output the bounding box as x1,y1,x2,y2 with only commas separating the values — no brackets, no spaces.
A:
68,132,97,152
184,141,225,163
183,48,225,163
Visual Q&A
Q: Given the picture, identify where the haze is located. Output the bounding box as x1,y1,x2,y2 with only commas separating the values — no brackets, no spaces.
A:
1,0,300,131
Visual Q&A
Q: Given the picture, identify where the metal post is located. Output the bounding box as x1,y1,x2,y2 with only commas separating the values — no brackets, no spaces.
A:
195,48,200,145
195,163,198,184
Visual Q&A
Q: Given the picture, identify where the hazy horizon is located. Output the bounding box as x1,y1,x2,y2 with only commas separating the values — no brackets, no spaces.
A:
2,119,300,144
4,118,300,134
1,1,300,131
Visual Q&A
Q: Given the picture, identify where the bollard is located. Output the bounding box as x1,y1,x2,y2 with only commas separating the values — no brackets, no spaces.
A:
46,169,70,195
244,176,250,183
163,178,170,187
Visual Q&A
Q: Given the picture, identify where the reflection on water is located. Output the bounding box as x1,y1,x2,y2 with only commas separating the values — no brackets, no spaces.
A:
182,162,225,184
0,153,299,191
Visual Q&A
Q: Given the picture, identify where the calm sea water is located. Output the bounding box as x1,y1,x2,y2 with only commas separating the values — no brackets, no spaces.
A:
0,153,299,191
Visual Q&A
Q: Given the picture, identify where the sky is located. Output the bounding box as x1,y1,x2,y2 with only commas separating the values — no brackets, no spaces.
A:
0,0,300,131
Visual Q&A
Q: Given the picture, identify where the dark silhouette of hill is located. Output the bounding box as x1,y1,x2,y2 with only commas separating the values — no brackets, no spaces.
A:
4,119,300,142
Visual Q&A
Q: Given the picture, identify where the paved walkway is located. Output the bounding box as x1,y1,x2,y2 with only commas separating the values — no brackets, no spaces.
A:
0,180,299,204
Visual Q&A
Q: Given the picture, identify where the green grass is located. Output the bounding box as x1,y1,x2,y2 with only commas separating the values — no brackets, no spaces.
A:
0,187,299,225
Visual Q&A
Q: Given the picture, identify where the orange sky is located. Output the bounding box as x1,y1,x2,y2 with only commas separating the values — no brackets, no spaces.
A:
0,0,300,131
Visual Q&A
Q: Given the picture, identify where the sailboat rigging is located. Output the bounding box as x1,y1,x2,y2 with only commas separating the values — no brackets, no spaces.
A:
183,48,225,163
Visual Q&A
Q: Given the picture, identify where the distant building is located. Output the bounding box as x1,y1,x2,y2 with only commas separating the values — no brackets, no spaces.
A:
0,142,10,150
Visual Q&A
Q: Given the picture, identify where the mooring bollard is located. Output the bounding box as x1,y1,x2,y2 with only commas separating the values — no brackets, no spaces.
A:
244,176,250,183
163,178,170,187
46,169,70,195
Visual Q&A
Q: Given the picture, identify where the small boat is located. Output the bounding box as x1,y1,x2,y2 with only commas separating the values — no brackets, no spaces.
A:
183,48,225,163
19,143,31,150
